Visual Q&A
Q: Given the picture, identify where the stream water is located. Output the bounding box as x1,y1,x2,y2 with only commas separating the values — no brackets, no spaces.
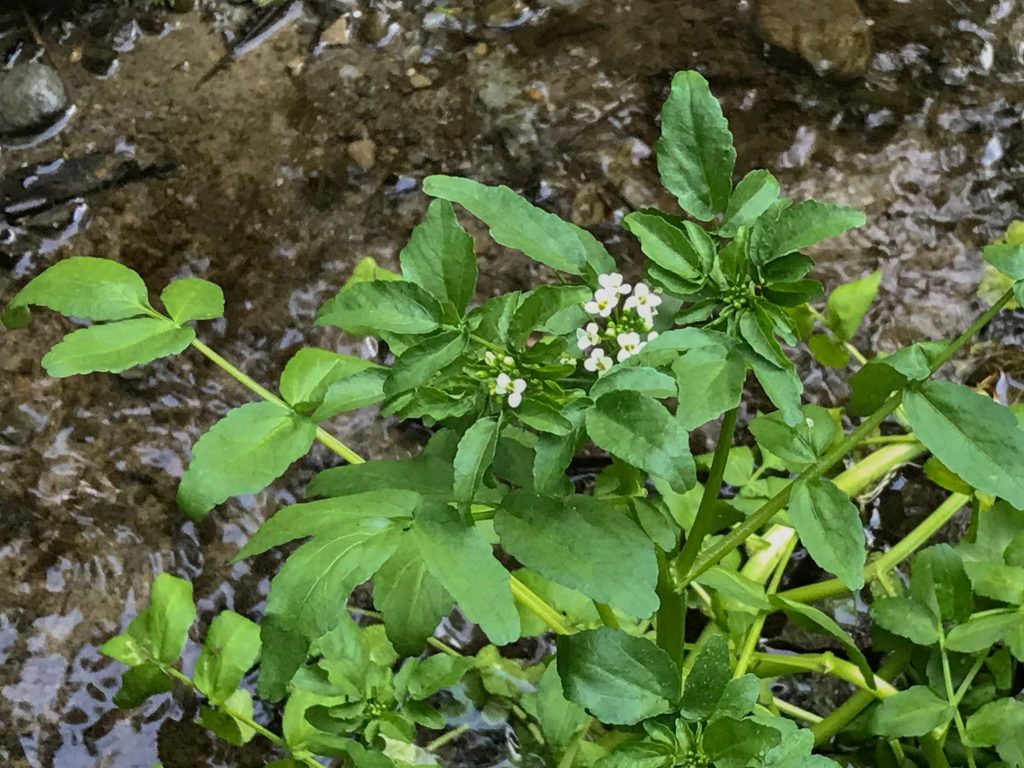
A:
1,0,1023,765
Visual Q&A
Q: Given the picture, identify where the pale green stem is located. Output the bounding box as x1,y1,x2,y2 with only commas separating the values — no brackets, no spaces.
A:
734,536,796,678
426,724,470,753
810,648,910,745
190,338,365,465
751,652,897,697
682,288,1012,587
510,576,573,635
939,632,976,768
772,697,822,724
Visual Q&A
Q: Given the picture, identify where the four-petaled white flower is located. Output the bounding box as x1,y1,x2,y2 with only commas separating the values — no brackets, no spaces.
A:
598,272,632,296
576,322,602,351
584,287,620,317
624,282,662,319
616,332,645,362
583,347,613,375
495,372,527,408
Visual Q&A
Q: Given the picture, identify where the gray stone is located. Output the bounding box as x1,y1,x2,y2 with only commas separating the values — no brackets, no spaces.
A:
756,0,873,78
0,63,69,137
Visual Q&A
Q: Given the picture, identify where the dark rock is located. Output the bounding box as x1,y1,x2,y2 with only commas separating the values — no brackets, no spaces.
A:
0,62,68,137
756,0,873,78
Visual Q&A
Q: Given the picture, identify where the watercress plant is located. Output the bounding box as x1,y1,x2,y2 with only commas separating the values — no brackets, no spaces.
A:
7,70,1024,768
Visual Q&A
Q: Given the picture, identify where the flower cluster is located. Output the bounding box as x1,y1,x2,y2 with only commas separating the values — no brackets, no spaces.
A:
482,350,527,408
577,273,661,375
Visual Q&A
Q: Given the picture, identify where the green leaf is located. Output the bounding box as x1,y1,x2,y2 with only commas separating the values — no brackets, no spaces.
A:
807,334,850,369
528,663,588,751
746,352,804,426
307,455,452,500
748,405,836,472
313,369,388,420
870,596,939,646
868,686,954,737
589,366,676,400
557,627,680,725
720,170,780,237
632,498,680,552
739,306,789,368
256,616,308,702
412,503,520,645
983,242,1024,281
235,490,419,560
399,199,477,312
594,742,674,768
772,596,875,688
401,654,474,700
279,348,378,410
946,610,1022,655
717,675,762,720
587,391,695,494
696,567,771,612
703,717,782,768
679,634,730,720
41,318,194,378
138,573,196,665
453,416,500,503
495,492,659,618
910,544,973,623
750,200,865,266
516,400,573,435
513,569,601,637
825,270,881,341
788,478,865,590
200,689,256,746
673,344,747,429
510,285,591,346
623,212,704,285
160,278,224,324
904,380,1024,509
194,611,261,704
265,524,402,639
177,401,318,520
655,70,736,221
112,663,172,708
373,536,453,656
848,341,945,416
316,280,443,336
966,698,1024,765
385,330,468,395
3,256,151,329
423,175,614,276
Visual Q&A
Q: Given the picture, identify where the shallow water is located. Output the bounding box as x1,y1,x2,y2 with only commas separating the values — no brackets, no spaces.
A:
1,0,1023,765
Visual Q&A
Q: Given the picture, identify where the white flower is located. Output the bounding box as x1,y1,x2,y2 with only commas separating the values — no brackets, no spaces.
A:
583,347,613,375
584,287,620,318
624,281,662,319
647,330,659,342
598,272,632,296
576,321,602,351
616,332,645,362
484,350,497,365
495,373,527,408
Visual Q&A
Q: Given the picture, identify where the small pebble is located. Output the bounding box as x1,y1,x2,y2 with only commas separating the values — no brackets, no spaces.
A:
347,138,376,170
319,16,350,47
408,72,432,89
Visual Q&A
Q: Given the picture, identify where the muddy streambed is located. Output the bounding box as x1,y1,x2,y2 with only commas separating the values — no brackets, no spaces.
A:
1,0,1023,765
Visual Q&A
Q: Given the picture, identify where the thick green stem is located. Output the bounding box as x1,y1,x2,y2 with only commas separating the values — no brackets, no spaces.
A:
810,649,910,745
734,536,796,677
779,492,970,603
510,576,573,635
682,288,1011,587
595,603,620,629
656,550,685,674
677,408,740,576
751,652,897,697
